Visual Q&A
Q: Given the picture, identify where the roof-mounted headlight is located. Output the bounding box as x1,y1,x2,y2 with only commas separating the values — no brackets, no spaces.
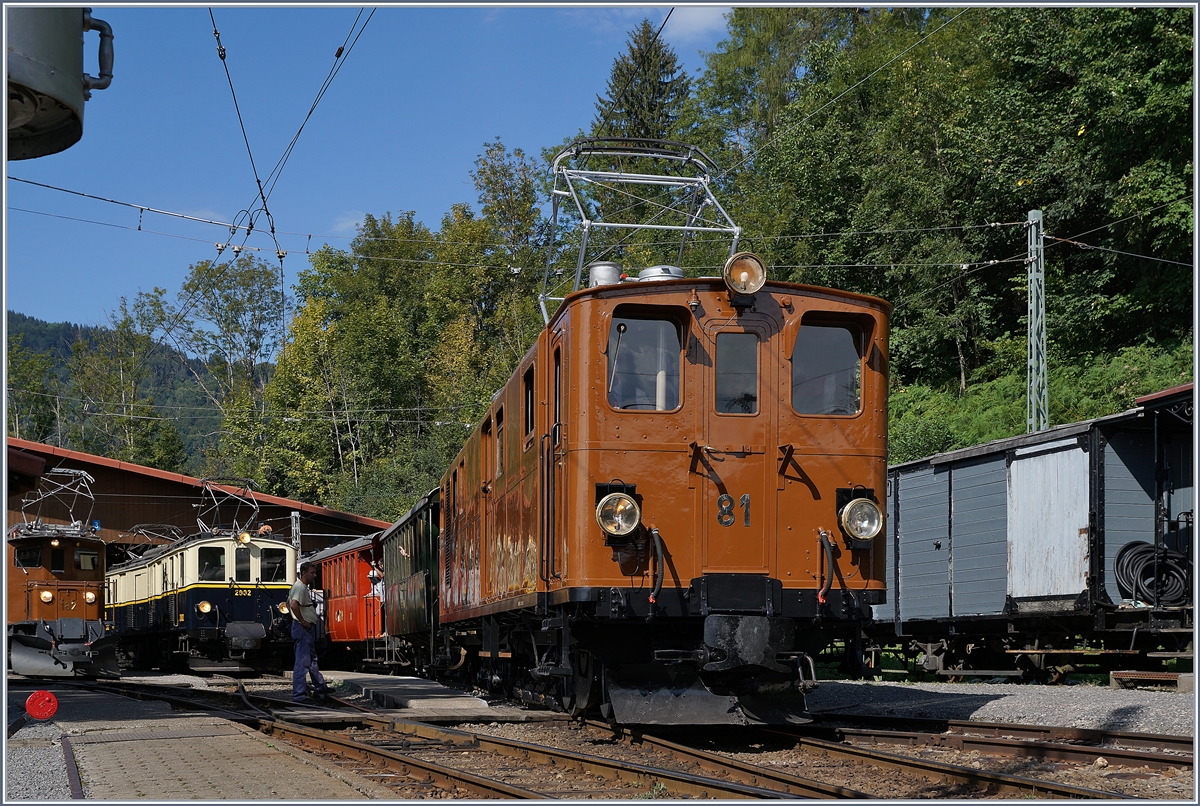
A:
723,252,767,296
596,493,641,536
840,498,883,540
237,531,253,544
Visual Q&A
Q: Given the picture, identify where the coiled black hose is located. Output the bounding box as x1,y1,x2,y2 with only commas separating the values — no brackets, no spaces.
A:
1114,541,1192,608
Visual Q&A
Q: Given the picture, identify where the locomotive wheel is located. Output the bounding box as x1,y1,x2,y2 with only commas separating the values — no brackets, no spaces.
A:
561,650,596,717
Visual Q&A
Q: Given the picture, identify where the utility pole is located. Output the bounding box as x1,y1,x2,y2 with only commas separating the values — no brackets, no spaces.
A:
1026,209,1048,432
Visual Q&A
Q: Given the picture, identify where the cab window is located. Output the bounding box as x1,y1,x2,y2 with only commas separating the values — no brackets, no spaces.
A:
14,547,41,568
198,547,226,581
792,323,862,415
715,332,759,414
607,317,682,411
74,550,99,571
235,545,251,582
261,548,288,582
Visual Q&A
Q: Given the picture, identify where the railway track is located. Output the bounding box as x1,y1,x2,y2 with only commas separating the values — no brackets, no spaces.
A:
808,710,1195,757
793,712,1193,771
22,677,1179,799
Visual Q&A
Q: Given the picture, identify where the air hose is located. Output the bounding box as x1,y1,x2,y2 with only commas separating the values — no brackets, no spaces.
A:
1114,541,1192,608
817,530,835,606
646,528,664,622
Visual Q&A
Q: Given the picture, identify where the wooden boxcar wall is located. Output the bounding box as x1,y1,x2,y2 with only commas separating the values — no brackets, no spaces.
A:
883,401,1193,627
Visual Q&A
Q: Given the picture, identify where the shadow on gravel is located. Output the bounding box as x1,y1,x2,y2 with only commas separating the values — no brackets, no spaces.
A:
1099,704,1147,733
806,681,1007,720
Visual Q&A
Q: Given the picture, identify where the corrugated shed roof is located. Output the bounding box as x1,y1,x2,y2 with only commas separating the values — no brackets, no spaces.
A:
6,438,391,530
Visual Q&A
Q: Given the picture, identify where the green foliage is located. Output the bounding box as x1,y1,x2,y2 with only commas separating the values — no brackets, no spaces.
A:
889,337,1192,464
6,332,59,442
7,311,219,471
8,8,1192,514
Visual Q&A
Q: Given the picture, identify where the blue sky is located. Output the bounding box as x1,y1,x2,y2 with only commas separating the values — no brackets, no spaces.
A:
5,4,732,330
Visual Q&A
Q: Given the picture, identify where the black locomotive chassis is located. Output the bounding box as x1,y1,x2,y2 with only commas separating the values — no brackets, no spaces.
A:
430,578,883,723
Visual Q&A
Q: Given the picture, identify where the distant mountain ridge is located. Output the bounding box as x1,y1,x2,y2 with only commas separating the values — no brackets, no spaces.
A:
7,309,221,472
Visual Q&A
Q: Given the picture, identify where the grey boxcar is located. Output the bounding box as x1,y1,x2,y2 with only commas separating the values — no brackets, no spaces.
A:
874,383,1193,679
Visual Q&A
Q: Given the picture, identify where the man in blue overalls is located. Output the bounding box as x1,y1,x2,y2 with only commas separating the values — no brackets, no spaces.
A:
288,561,330,703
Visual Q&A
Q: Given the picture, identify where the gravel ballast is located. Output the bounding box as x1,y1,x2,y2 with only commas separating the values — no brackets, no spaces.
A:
806,678,1195,737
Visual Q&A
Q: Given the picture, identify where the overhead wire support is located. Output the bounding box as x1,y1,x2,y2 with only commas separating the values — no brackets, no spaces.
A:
1026,209,1048,434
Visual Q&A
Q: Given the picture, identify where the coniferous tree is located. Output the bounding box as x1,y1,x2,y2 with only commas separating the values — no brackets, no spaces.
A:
592,19,691,141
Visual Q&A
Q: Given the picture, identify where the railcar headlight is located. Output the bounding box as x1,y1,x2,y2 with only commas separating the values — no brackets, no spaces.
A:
596,493,641,536
39,590,54,604
196,600,213,614
237,531,252,544
277,602,289,614
723,252,767,295
84,591,97,604
840,498,883,540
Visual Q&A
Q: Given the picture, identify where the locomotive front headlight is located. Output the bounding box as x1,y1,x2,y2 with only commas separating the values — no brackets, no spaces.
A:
84,591,97,604
277,602,289,614
722,252,767,295
596,493,641,536
237,531,253,544
39,590,54,604
840,498,883,540
196,600,212,614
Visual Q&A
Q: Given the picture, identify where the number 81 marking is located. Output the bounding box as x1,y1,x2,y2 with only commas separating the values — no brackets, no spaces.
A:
716,494,751,527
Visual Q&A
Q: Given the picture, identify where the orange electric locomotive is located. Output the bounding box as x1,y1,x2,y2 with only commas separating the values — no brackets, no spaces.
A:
7,468,118,677
418,140,891,725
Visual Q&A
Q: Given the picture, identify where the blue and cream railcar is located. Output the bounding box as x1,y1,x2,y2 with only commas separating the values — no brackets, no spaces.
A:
106,528,297,673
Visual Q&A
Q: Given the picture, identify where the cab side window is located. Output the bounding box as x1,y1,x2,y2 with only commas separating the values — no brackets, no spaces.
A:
198,547,226,581
607,317,682,411
792,323,862,415
261,549,287,582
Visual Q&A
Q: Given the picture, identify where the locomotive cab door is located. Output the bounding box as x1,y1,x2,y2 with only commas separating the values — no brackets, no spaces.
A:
698,319,774,572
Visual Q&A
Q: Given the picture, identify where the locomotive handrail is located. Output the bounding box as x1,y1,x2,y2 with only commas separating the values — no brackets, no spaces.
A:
538,424,563,583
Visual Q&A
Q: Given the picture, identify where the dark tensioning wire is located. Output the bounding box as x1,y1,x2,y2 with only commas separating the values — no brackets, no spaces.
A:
260,8,376,204
1046,235,1192,267
594,7,675,136
209,7,289,348
8,207,263,250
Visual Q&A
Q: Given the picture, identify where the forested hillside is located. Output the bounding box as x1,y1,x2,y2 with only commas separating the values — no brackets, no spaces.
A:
7,8,1192,520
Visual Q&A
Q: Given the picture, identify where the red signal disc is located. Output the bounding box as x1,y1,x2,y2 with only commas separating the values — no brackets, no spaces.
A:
25,690,58,721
